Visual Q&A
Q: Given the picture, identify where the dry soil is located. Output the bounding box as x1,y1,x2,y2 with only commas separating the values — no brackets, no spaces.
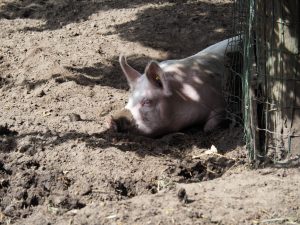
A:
0,0,300,224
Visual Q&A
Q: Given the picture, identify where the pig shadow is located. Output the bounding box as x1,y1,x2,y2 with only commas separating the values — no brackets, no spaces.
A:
63,55,156,90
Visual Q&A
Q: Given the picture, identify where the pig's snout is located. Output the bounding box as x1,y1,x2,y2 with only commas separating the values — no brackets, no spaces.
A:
106,109,136,133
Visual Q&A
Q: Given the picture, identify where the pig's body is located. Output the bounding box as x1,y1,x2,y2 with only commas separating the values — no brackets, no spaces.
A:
112,37,241,137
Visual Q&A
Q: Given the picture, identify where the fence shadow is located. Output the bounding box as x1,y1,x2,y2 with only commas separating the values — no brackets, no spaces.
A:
0,0,163,31
111,1,233,58
0,123,244,160
63,55,155,90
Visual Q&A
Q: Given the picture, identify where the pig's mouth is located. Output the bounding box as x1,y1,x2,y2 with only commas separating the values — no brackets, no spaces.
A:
107,109,138,134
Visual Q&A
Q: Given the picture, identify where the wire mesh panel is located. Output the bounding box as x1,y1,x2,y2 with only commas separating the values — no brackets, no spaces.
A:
232,0,300,162
223,36,244,128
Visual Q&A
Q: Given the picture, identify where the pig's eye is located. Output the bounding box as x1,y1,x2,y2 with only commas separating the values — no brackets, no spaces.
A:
141,99,152,107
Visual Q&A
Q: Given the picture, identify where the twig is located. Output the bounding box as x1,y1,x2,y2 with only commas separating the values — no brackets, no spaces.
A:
192,152,236,161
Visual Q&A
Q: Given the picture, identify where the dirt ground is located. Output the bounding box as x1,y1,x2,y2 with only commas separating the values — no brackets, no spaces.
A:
0,0,300,224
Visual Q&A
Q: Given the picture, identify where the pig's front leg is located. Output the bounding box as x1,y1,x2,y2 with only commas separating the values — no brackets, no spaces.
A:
203,109,225,132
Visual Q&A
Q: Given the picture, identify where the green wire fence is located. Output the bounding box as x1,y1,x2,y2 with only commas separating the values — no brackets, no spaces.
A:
228,0,300,162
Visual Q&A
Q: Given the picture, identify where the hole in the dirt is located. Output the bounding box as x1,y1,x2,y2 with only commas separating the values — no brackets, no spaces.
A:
23,160,40,170
21,195,40,208
30,195,39,207
52,74,61,79
0,179,10,188
0,77,10,87
23,175,37,189
23,191,28,200
60,198,86,210
21,214,29,219
112,180,136,198
21,201,28,208
75,202,86,209
178,161,206,181
115,182,130,196
0,161,12,175
177,157,236,182
207,157,235,172
146,183,158,194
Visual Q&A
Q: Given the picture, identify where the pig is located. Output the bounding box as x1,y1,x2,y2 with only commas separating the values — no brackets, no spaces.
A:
108,37,241,137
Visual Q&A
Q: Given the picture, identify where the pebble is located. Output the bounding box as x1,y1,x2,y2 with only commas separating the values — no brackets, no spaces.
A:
68,113,82,122
177,187,188,203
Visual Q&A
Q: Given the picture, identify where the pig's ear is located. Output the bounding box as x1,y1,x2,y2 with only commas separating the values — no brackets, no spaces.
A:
145,61,171,95
119,55,141,88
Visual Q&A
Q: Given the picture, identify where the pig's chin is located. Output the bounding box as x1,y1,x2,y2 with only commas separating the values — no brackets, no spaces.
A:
134,121,170,137
111,117,166,137
124,109,156,136
118,116,161,137
135,124,156,137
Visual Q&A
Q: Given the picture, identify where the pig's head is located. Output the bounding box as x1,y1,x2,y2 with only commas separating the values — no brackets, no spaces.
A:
111,55,173,137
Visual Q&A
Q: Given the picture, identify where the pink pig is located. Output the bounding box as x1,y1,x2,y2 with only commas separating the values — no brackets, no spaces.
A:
109,37,241,137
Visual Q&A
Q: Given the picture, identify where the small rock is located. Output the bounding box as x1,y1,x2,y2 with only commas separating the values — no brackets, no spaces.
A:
50,194,85,210
33,89,46,97
3,204,15,216
70,32,80,37
90,22,97,28
37,90,46,97
66,24,72,30
19,144,31,153
68,113,82,122
210,145,218,152
177,187,188,203
203,145,218,155
80,183,92,196
51,194,67,206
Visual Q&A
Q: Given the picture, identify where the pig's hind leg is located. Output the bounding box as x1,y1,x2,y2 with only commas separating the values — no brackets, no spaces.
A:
203,109,225,132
